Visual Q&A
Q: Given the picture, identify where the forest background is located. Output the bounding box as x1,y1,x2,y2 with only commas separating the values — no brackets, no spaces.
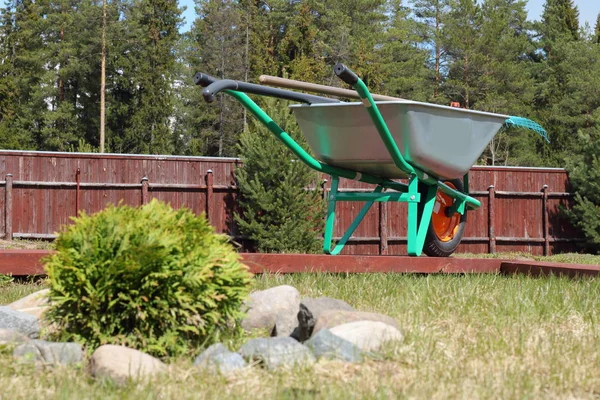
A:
1,0,600,250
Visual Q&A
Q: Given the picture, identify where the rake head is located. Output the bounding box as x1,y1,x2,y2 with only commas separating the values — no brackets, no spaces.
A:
504,117,550,143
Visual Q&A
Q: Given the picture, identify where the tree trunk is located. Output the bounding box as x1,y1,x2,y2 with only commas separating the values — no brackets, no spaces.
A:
100,0,107,153
434,5,441,98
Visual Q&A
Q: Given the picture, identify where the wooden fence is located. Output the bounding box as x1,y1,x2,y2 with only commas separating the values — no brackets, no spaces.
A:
0,150,583,256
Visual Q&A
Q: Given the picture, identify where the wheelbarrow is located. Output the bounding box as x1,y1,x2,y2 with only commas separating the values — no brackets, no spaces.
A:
195,64,548,257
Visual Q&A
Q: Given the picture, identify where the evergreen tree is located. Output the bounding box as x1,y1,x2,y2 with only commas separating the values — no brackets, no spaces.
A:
532,0,583,165
108,0,182,154
0,0,46,150
475,0,539,166
177,0,244,157
234,98,325,253
595,13,600,44
564,38,600,253
411,0,450,101
539,0,579,50
443,0,484,109
379,0,432,101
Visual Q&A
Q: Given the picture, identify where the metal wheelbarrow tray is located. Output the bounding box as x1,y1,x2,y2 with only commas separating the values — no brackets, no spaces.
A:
195,64,548,257
291,101,508,180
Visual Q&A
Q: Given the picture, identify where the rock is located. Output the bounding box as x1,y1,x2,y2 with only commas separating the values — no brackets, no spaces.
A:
0,329,30,345
272,311,298,338
304,329,362,362
17,306,48,319
297,297,355,342
329,321,404,352
312,310,399,335
193,343,246,374
13,340,83,364
0,306,40,338
6,289,50,311
241,285,300,337
90,345,166,384
238,337,315,370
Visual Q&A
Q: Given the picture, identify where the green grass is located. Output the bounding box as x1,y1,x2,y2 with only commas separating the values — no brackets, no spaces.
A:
454,251,600,265
2,272,600,399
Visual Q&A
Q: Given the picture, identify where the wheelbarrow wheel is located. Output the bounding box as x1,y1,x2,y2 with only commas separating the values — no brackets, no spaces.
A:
418,179,467,257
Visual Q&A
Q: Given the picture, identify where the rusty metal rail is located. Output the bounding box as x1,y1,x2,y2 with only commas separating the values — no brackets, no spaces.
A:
0,250,596,277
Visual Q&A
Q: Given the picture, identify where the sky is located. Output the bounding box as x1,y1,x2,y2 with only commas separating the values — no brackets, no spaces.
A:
177,0,599,34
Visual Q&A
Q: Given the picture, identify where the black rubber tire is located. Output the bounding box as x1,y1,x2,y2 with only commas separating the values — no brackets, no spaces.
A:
418,179,467,257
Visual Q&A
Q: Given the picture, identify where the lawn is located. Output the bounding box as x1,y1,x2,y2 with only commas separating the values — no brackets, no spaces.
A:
1,271,600,399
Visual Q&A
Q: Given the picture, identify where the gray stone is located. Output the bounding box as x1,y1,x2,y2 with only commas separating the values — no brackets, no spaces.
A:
304,329,363,362
312,310,399,336
0,306,40,338
329,321,404,352
272,310,299,338
0,329,30,345
238,337,315,370
90,344,167,384
241,285,300,337
297,297,355,342
17,306,48,319
193,343,246,374
13,340,83,364
6,289,50,311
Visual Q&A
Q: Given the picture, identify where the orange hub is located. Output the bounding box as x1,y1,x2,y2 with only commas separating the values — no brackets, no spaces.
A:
431,182,461,242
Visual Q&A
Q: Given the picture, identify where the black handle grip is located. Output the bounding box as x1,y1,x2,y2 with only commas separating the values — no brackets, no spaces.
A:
334,63,359,86
202,80,239,103
194,72,218,87
198,75,340,104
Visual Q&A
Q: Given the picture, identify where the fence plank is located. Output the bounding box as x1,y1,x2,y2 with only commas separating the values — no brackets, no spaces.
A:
4,174,12,240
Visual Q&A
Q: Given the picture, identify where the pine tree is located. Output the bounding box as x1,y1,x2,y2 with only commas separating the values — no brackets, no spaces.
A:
177,0,245,157
234,98,325,253
411,0,450,101
595,13,600,44
443,0,484,109
0,0,46,150
475,0,539,166
108,0,182,154
379,0,432,101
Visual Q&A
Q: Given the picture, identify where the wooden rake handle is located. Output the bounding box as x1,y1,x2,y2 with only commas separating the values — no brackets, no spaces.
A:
258,75,403,102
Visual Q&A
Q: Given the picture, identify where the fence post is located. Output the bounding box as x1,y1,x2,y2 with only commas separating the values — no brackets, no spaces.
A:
542,184,550,256
75,168,81,215
5,174,12,240
141,177,149,205
206,170,213,225
321,178,328,202
379,202,388,255
488,185,496,254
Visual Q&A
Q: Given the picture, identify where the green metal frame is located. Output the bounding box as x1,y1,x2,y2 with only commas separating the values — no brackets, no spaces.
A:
223,78,482,256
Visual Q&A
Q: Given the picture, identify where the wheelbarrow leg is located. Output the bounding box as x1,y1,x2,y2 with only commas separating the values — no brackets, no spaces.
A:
323,175,383,255
407,176,438,256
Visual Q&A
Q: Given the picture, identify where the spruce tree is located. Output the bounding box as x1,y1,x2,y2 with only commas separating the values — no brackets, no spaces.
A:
540,0,579,49
532,0,583,165
234,98,325,254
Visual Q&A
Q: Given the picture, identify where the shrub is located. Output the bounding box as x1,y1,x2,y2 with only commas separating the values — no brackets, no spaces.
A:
44,199,252,358
235,98,325,253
